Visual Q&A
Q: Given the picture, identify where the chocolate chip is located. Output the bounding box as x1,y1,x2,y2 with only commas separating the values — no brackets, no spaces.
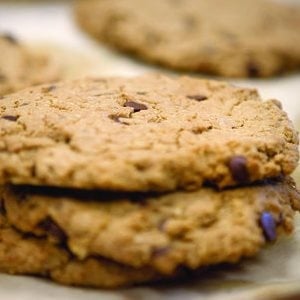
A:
187,94,208,101
152,246,170,258
247,61,260,77
2,33,18,45
260,212,277,242
1,115,19,122
228,156,249,183
124,101,148,112
38,217,67,244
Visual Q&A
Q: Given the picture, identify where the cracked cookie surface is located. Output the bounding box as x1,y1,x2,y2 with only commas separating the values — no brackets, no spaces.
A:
2,177,300,274
75,0,300,77
0,34,60,96
0,74,298,191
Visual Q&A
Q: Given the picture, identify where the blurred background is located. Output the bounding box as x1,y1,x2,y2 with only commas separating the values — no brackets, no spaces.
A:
0,0,299,126
0,1,300,299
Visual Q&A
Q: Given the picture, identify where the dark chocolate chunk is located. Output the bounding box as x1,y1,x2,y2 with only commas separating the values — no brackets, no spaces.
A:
260,212,277,242
2,33,18,45
38,217,67,244
228,156,249,183
187,94,208,101
1,115,19,122
124,101,148,112
247,61,260,77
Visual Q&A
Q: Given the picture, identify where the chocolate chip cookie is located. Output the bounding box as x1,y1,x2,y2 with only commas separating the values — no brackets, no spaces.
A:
3,177,299,275
0,214,161,288
75,0,300,77
0,33,60,96
0,75,298,191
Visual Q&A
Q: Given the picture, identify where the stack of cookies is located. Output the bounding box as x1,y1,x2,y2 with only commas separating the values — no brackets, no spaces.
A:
0,74,299,288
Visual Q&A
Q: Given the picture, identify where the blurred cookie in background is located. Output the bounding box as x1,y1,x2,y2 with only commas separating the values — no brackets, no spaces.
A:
75,0,300,78
0,33,61,96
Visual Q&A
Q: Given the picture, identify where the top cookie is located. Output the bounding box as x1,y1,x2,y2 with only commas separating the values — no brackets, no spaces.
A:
0,34,60,96
0,74,298,191
75,0,300,77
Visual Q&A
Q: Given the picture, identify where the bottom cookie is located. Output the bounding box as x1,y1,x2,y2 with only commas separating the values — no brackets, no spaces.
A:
0,178,299,288
2,177,300,277
0,215,161,288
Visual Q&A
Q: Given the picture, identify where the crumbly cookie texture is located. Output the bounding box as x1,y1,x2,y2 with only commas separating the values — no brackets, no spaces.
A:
0,215,161,288
3,177,299,274
0,34,60,96
75,0,300,77
0,75,298,191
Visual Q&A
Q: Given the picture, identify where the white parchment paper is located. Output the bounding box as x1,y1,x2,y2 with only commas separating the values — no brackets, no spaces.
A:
0,1,300,299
